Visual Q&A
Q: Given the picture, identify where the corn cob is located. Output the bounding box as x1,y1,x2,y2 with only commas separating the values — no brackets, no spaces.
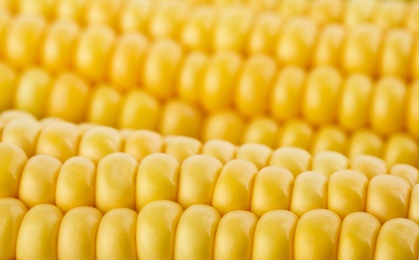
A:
1,199,418,259
1,141,418,223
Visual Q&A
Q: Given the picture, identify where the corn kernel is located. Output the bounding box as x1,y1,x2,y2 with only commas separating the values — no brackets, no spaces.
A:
242,116,279,149
372,0,405,29
407,80,419,138
409,184,419,223
180,6,214,52
14,68,51,118
278,119,313,150
149,1,188,40
201,139,236,165
16,204,63,260
108,33,148,89
57,207,102,260
390,164,419,187
18,155,61,208
328,170,368,219
36,121,80,162
270,66,305,121
54,0,86,24
406,2,419,33
374,218,419,259
118,0,152,33
246,12,282,55
351,154,387,180
203,110,245,145
96,208,137,260
312,151,348,177
0,143,27,198
78,126,123,163
311,125,347,154
0,62,16,112
86,0,121,28
124,130,164,161
253,210,298,260
236,143,271,170
214,210,258,260
136,200,183,259
347,130,383,159
294,209,341,260
212,160,258,215
1,118,41,156
164,136,202,163
312,24,344,67
338,212,381,260
55,156,96,212
251,167,294,217
344,0,376,26
279,0,309,17
290,171,328,216
309,0,342,24
174,205,220,260
41,20,79,72
0,198,27,260
135,153,179,210
235,54,276,117
384,134,419,167
269,146,311,177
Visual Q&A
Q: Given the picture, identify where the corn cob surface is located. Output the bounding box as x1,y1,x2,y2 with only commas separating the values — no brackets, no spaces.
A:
1,0,419,259
1,199,418,260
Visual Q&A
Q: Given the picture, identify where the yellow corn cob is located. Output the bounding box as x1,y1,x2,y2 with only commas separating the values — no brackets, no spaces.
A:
1,139,419,223
1,199,418,259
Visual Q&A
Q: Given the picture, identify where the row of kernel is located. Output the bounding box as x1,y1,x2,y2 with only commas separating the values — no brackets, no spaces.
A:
3,0,419,33
4,4,419,81
1,141,418,222
2,43,419,142
1,199,418,259
1,109,419,168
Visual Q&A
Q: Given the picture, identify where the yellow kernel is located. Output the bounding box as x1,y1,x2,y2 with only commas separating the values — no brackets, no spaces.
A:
1,118,41,157
5,15,45,68
164,136,202,163
0,198,27,260
124,130,164,161
181,6,214,52
19,0,55,19
390,164,419,187
270,66,305,121
86,0,121,28
149,1,188,40
118,89,160,130
36,121,80,162
348,130,383,159
251,167,294,217
246,12,282,55
379,29,412,78
290,171,328,216
57,207,102,260
242,116,279,149
135,154,179,210
0,63,15,112
309,0,342,24
275,17,317,67
41,20,79,72
178,155,223,208
18,155,61,208
312,24,344,67
406,2,419,34
96,153,137,213
119,0,152,33
342,24,382,75
328,170,368,219
176,51,208,104
79,126,123,163
370,77,406,135
236,143,271,170
46,73,89,123
203,110,245,145
201,51,242,111
374,218,419,259
55,0,86,24
253,210,298,260
367,175,411,223
201,139,236,165
294,209,341,260
87,84,121,127
174,205,220,260
351,154,387,180
16,204,63,260
278,119,313,150
73,25,115,82
213,6,255,52
279,0,309,17
372,0,405,29
311,125,347,155
56,157,96,212
235,54,277,117
338,212,381,260
214,210,258,260
96,208,137,260
14,68,51,118
302,66,342,125
344,0,376,26
212,160,258,215
338,74,373,130
108,33,148,89
269,146,311,177
136,201,183,260
384,134,419,167
409,184,419,223
312,151,348,177
0,143,27,198
159,100,203,139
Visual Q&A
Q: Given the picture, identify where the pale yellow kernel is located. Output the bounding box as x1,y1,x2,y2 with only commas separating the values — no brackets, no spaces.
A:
201,139,236,165
203,110,245,145
269,146,311,177
384,134,419,167
390,164,419,187
149,1,188,40
407,81,419,139
181,6,214,52
311,125,347,155
312,151,348,177
124,130,164,161
1,118,41,157
0,143,27,198
86,0,121,28
379,29,412,78
246,12,282,55
312,24,344,67
119,0,152,33
0,63,16,112
351,154,387,180
242,116,279,149
164,136,202,163
348,130,383,159
278,119,313,150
